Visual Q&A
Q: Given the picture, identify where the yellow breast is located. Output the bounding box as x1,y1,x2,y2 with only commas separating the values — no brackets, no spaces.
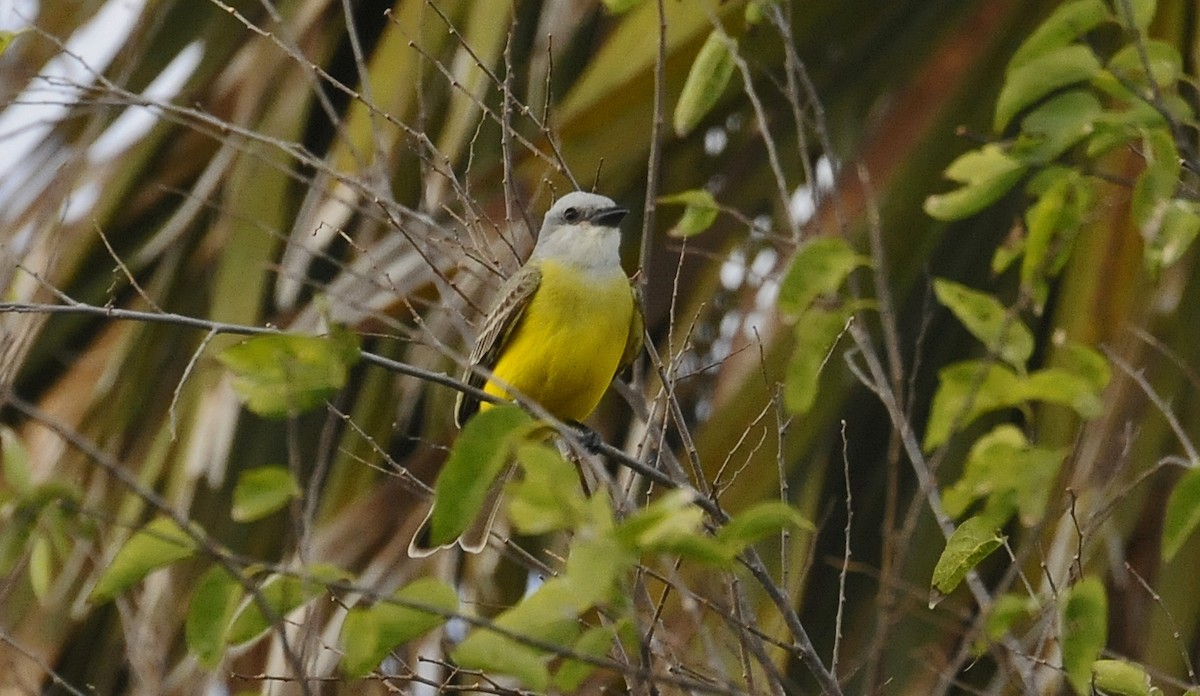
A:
484,259,634,422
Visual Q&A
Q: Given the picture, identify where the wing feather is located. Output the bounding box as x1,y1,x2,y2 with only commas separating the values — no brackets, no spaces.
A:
619,282,644,372
454,265,542,426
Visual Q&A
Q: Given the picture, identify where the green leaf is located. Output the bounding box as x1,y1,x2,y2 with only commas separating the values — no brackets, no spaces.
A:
227,571,331,646
1022,367,1104,418
1062,577,1108,694
1145,198,1200,274
1092,659,1153,696
616,489,704,550
924,361,1024,451
1053,341,1111,393
1162,466,1200,561
1121,0,1157,30
659,189,719,237
455,570,598,691
942,424,1065,525
924,145,1027,220
674,30,737,137
933,279,1034,368
342,578,457,677
1108,41,1182,92
1,425,32,498
1130,128,1179,237
553,623,623,692
784,304,856,414
930,516,1005,603
563,535,634,607
1007,0,1110,70
218,328,361,418
1021,169,1091,312
29,535,52,602
777,238,869,318
90,516,198,604
991,230,1024,276
453,629,551,692
232,466,301,522
186,565,243,668
1014,90,1103,163
506,443,588,535
995,45,1102,131
717,501,814,549
427,405,534,547
615,491,734,565
985,593,1037,645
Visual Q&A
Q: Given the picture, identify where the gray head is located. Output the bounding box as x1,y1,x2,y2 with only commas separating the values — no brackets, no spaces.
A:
530,191,630,267
540,191,628,235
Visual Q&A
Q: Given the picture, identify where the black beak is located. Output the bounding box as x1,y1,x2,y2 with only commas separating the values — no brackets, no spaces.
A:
591,205,629,227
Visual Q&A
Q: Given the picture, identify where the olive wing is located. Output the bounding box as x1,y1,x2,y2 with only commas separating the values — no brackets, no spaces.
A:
454,265,542,426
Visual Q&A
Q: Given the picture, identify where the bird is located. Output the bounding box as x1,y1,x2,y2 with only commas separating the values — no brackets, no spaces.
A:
454,190,643,428
409,192,642,557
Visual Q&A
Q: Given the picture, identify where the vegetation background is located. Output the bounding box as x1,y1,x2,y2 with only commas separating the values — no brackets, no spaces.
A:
1,0,1198,694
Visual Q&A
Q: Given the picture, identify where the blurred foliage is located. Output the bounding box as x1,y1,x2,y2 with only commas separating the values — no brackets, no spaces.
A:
2,0,1200,695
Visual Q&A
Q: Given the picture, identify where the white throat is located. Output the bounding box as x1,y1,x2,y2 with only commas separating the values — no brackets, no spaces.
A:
530,223,623,271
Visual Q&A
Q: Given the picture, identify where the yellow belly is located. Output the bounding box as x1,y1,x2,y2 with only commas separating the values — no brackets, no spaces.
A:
484,260,633,422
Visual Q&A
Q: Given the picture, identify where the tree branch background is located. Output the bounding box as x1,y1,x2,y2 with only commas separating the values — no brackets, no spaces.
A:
1,0,1199,695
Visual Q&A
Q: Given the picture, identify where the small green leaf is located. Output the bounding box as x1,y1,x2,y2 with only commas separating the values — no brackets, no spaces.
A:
717,501,814,549
924,361,1023,451
1021,169,1091,312
1014,91,1103,163
1007,0,1110,70
942,424,1065,525
616,489,704,549
453,629,551,691
1130,129,1180,236
985,593,1037,644
1163,466,1200,561
933,279,1034,368
563,535,635,607
995,45,1102,131
1,425,32,498
659,189,719,237
342,578,457,677
90,516,198,604
777,238,869,318
930,516,1005,602
186,565,243,668
1108,41,1182,92
1062,577,1108,694
455,571,596,690
674,31,737,137
924,145,1027,220
1022,367,1104,418
1145,198,1200,274
232,466,300,522
1092,660,1153,696
227,572,330,646
506,443,588,535
427,405,534,547
29,535,52,602
1053,341,1111,393
784,304,856,414
554,623,621,692
218,328,361,418
1121,0,1157,30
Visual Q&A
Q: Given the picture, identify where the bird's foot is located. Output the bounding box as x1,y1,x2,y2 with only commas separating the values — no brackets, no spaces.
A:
568,422,604,455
